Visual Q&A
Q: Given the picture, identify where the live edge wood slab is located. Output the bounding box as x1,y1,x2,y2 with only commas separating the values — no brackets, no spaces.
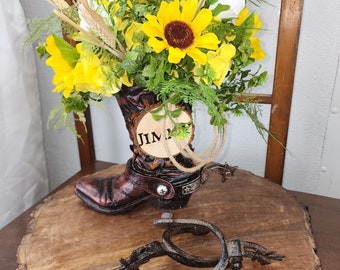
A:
17,165,320,270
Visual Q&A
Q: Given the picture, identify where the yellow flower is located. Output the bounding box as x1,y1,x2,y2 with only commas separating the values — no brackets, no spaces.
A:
104,60,133,94
249,37,266,60
125,22,143,49
207,43,236,87
109,0,134,32
73,44,110,95
235,7,266,60
72,44,132,96
142,0,220,64
45,35,77,98
120,71,133,87
97,0,110,9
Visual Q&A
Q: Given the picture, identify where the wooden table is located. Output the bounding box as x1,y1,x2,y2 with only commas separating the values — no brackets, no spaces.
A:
0,161,339,269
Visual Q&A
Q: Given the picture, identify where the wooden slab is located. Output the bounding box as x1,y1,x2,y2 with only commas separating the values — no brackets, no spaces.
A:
17,165,320,269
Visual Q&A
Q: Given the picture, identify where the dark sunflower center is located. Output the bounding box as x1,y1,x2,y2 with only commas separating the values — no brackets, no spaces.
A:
164,20,194,49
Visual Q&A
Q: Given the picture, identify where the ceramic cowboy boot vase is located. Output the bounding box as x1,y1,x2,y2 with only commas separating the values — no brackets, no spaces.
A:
75,85,203,214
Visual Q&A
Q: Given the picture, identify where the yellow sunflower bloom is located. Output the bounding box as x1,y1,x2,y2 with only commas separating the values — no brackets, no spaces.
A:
235,7,266,60
142,0,220,64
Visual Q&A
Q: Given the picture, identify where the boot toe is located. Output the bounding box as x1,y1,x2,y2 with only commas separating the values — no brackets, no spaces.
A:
75,177,111,207
75,176,152,214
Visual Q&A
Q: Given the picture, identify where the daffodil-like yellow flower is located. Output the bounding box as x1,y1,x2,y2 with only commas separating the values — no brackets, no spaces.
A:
74,44,132,95
235,7,266,60
45,35,78,98
142,0,220,64
46,35,124,97
73,44,111,95
207,43,236,87
248,36,265,60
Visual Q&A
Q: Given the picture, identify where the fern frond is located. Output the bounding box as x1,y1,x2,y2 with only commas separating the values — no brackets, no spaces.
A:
24,14,61,49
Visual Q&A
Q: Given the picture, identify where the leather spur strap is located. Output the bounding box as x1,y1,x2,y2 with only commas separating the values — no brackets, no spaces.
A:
127,160,204,199
126,165,176,200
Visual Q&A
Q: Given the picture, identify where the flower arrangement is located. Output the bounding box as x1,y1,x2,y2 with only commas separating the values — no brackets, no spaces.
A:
28,0,268,140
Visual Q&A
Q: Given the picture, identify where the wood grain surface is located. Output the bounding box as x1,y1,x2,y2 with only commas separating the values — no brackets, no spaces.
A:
17,165,320,270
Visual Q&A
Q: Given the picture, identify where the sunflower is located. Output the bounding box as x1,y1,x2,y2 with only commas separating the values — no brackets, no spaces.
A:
142,0,220,65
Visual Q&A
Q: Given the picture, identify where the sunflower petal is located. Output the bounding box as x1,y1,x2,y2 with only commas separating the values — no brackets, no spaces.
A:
181,0,198,23
158,0,180,27
143,14,164,38
168,47,186,63
148,37,168,53
186,47,207,64
191,9,212,35
195,33,220,50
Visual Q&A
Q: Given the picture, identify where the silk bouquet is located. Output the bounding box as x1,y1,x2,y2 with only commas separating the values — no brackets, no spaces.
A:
28,0,267,141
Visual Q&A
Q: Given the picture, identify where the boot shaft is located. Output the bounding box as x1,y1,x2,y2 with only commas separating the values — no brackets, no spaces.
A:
116,85,197,179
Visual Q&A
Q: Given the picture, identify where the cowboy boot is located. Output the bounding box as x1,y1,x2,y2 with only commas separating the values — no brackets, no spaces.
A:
74,85,203,214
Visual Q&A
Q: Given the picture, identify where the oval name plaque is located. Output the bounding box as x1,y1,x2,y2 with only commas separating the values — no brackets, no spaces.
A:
135,106,193,158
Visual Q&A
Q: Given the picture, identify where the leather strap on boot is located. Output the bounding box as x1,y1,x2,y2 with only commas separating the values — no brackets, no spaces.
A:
126,160,176,200
127,159,203,199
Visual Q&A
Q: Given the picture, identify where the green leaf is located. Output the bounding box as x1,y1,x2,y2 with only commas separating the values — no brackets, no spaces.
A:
134,74,148,87
142,64,155,77
116,0,127,17
258,71,268,85
208,0,219,6
170,108,183,118
36,42,47,59
150,111,165,121
125,50,139,61
121,59,139,74
47,101,78,136
151,105,164,114
169,122,192,140
52,34,80,68
212,4,230,17
24,14,61,49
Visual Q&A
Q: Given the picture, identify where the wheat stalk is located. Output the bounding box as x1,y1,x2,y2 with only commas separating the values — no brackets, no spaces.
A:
54,10,125,59
45,0,70,9
78,0,126,54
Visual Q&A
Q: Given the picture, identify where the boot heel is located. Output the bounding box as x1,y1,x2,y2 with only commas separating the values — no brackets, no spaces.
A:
153,194,192,210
